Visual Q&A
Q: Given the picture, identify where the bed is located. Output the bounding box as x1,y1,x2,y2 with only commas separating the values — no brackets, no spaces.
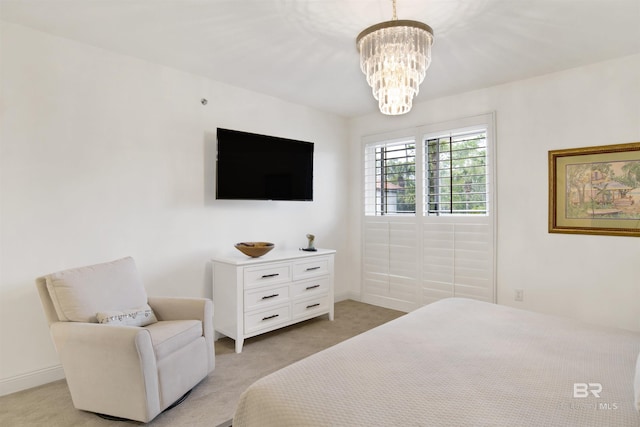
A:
233,298,640,426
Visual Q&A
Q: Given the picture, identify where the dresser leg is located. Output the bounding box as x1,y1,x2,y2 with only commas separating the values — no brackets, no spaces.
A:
235,338,244,353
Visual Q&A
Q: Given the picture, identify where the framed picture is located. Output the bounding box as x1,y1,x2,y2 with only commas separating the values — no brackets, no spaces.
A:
549,142,640,237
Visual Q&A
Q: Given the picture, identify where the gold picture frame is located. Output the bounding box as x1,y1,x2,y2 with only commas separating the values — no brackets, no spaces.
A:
549,142,640,237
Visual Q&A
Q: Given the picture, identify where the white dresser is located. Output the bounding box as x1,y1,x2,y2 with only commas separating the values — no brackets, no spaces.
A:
212,248,335,353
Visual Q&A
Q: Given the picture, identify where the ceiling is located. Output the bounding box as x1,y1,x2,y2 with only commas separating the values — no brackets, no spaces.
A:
2,0,639,117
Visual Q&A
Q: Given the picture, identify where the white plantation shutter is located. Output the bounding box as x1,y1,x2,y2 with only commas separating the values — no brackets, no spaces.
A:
421,223,455,303
388,221,419,302
362,114,496,310
452,222,493,301
421,220,494,305
363,219,418,312
363,220,390,298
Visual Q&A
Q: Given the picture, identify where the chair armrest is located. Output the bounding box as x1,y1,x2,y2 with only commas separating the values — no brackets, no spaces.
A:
148,297,214,372
51,321,156,363
148,297,212,323
50,322,160,421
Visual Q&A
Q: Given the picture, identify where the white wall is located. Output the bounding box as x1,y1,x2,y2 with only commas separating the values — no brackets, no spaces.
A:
348,54,640,332
0,23,349,394
3,19,639,397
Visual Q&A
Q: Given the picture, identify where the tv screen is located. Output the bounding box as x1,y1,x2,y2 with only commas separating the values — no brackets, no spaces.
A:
216,128,314,201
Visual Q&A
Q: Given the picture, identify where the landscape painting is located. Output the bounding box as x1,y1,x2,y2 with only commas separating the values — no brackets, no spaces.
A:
549,142,640,237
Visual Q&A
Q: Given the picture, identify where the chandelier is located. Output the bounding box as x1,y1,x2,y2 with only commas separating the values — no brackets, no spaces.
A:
356,0,434,115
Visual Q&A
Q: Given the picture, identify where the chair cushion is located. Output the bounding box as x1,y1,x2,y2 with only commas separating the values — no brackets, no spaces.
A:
144,320,203,360
96,304,158,327
45,257,147,323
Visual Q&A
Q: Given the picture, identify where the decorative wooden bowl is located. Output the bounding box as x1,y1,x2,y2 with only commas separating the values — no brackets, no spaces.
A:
234,242,275,258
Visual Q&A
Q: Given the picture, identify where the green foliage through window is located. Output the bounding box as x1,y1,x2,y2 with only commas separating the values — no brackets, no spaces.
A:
426,131,488,215
374,142,416,215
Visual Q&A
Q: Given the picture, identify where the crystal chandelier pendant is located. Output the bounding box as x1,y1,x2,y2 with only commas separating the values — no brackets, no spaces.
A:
356,1,434,115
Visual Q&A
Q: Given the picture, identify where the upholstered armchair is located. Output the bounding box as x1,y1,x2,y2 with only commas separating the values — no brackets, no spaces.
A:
35,256,214,422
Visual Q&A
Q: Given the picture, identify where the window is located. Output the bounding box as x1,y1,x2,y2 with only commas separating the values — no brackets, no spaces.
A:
425,129,488,215
362,113,496,311
364,138,416,216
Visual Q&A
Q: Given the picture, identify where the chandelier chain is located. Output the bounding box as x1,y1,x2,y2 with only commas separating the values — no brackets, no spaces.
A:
392,0,397,21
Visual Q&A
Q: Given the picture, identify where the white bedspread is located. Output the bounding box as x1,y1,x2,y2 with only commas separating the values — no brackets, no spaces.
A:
233,298,640,426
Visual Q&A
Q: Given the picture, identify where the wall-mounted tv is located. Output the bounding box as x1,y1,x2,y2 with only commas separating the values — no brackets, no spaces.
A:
216,128,314,201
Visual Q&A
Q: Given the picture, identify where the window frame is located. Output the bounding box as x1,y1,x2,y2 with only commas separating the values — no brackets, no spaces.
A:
363,113,496,219
361,113,497,309
364,133,418,217
424,127,489,216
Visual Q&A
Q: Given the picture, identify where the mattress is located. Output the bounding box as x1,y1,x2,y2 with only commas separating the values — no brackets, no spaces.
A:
233,298,640,426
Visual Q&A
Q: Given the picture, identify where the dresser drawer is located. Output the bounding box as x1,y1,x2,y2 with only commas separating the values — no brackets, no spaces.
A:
244,263,291,288
292,295,329,319
292,257,329,280
244,285,289,311
244,304,290,334
291,277,329,299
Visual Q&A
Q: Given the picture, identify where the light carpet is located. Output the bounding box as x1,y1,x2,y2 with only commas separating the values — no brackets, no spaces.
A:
0,300,403,426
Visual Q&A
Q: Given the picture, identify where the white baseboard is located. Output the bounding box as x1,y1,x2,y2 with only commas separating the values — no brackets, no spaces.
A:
0,365,65,397
335,290,361,303
1,292,367,397
361,294,413,313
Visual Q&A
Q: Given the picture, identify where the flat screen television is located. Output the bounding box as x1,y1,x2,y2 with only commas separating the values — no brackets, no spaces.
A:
216,128,314,201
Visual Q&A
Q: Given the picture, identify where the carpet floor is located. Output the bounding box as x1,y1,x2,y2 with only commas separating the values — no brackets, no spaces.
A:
0,300,403,426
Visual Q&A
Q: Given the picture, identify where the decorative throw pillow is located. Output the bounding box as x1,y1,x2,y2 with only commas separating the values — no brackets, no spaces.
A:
96,304,158,327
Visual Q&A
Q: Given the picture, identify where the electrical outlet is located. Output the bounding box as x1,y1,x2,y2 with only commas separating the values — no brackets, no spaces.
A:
514,289,524,302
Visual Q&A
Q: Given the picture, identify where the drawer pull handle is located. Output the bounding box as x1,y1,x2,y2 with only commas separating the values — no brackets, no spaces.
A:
306,303,320,309
305,266,321,271
261,273,280,278
261,294,279,300
305,284,320,290
262,314,280,321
